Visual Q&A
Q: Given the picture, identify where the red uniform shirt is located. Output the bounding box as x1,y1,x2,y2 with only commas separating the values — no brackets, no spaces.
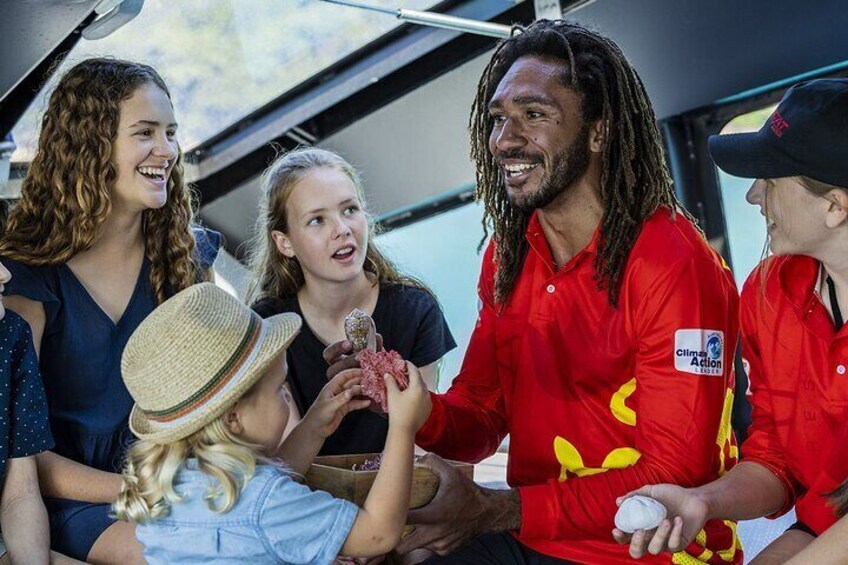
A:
740,255,848,531
417,208,741,564
794,422,848,535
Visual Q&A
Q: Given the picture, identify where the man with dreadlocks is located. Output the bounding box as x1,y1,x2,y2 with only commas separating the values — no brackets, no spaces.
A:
396,20,741,564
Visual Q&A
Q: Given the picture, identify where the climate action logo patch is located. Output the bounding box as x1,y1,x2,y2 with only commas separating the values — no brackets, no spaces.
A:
674,329,724,376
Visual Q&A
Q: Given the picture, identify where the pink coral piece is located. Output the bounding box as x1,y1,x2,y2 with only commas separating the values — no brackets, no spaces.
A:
359,349,409,411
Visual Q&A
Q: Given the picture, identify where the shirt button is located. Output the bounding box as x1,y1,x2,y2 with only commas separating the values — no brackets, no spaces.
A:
837,365,846,375
546,284,555,294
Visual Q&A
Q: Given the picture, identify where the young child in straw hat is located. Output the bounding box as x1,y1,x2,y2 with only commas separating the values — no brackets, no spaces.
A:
113,282,432,563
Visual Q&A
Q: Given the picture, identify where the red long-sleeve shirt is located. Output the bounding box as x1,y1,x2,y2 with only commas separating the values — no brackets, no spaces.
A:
794,422,848,536
740,255,848,531
417,208,741,564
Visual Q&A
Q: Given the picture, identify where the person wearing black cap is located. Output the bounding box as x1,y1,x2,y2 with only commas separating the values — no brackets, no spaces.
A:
613,78,848,563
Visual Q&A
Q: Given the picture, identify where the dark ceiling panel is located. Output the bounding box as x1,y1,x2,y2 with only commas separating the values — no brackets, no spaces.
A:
0,20,95,137
572,0,848,119
0,1,97,103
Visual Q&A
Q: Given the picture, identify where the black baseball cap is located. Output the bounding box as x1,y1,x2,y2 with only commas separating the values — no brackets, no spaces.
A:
708,78,848,187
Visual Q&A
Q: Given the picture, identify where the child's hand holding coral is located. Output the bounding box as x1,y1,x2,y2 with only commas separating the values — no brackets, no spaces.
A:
304,369,371,440
385,362,431,433
277,369,370,475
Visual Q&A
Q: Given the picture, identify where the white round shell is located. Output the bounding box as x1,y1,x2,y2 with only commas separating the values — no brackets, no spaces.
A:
614,495,667,533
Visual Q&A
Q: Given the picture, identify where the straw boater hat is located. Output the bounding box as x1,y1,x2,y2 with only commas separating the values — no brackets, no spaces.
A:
121,283,301,444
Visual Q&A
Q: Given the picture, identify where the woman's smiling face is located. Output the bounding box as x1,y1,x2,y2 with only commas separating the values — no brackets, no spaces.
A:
110,82,179,213
746,176,837,256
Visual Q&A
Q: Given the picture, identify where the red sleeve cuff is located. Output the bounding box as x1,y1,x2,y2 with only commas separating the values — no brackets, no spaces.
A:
744,457,797,518
795,493,839,535
416,392,447,447
517,483,561,540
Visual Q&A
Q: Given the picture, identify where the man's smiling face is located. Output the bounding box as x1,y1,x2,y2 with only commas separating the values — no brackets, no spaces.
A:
487,55,592,212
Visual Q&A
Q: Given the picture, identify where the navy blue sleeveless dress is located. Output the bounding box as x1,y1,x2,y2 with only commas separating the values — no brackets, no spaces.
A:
2,227,220,560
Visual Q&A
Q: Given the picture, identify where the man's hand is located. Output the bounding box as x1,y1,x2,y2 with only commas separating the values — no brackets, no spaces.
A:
396,454,519,556
612,484,710,559
324,334,384,380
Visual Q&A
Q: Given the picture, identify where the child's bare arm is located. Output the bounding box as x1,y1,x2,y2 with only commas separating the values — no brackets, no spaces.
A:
340,364,432,556
1,455,51,563
275,369,369,476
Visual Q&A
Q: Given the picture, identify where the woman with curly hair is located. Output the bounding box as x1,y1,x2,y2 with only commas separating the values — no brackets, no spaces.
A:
0,58,220,564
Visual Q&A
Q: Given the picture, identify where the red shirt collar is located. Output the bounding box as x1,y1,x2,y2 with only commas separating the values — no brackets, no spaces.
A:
777,255,820,313
524,211,602,274
776,254,848,341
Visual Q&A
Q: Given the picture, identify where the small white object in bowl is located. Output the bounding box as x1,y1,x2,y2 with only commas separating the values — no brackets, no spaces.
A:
614,495,667,533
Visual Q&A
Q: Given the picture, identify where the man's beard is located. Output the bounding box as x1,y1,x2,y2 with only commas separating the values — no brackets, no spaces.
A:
508,124,592,212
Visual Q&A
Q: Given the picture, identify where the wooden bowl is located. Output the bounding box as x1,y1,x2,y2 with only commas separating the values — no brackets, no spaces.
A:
306,453,474,509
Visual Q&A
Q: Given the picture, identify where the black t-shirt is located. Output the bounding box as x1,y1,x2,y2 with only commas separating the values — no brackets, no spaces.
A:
252,283,456,455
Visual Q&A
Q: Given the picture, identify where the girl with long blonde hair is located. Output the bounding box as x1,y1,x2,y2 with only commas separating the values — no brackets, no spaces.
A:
0,58,219,563
248,147,455,456
114,283,430,563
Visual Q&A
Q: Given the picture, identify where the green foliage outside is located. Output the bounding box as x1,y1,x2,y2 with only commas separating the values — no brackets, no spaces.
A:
11,0,435,161
721,104,777,135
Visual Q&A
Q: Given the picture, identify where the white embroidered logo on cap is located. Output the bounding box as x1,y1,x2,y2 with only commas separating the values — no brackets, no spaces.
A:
674,329,724,376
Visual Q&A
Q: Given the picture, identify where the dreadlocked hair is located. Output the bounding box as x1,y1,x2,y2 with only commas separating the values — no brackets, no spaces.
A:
470,20,694,307
0,58,204,304
246,147,429,306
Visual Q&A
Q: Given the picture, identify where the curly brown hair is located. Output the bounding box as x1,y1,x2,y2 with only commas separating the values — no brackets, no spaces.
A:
0,58,204,304
247,147,428,306
471,20,694,307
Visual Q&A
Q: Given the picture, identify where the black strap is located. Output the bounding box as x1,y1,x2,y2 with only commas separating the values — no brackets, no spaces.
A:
826,275,844,330
786,520,818,538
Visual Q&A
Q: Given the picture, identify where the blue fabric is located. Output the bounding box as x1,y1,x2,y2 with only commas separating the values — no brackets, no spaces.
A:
136,463,358,564
0,310,54,490
48,502,115,559
1,226,220,559
192,226,221,273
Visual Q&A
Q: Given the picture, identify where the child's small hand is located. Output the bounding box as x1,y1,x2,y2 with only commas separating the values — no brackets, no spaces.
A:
385,362,431,433
303,368,371,439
